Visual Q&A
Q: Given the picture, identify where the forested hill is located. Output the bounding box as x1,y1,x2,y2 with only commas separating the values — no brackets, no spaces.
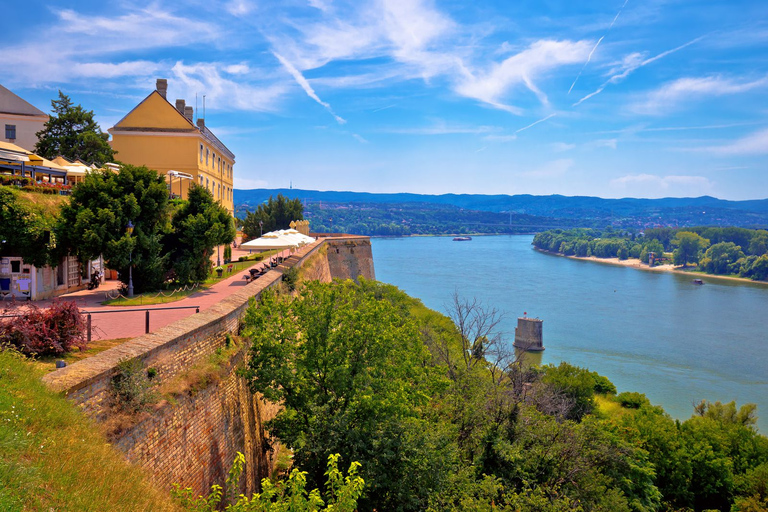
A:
234,188,768,230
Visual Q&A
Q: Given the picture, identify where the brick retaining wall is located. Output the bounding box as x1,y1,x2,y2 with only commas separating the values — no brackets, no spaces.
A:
41,236,373,496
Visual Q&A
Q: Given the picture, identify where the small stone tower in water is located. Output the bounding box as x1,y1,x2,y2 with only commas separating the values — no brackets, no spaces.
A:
513,315,544,352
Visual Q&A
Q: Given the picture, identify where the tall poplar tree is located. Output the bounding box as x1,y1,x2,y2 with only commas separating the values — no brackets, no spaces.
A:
35,91,115,165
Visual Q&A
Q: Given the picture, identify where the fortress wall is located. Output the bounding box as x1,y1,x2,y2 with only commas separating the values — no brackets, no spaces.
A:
41,236,373,496
325,238,375,282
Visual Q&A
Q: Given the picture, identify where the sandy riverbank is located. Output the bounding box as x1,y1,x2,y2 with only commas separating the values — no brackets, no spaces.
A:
538,249,768,286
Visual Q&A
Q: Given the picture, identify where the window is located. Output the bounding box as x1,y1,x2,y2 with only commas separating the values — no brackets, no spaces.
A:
199,144,203,163
5,124,16,140
199,175,203,185
11,260,21,273
206,148,209,166
206,177,209,189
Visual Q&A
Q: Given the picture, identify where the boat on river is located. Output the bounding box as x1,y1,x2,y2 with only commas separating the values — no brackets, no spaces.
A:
453,236,472,241
692,278,704,285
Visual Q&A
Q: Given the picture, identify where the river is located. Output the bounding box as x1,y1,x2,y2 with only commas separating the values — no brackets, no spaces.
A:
372,235,768,431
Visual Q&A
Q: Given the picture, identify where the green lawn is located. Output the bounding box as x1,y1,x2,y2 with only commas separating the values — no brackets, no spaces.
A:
102,253,278,306
0,349,180,511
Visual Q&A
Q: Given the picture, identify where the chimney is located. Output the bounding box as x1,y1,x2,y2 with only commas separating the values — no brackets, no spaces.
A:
184,106,194,122
175,99,186,113
197,118,205,130
156,78,168,99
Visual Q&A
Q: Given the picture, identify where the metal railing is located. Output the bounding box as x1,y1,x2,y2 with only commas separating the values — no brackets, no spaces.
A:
81,305,201,342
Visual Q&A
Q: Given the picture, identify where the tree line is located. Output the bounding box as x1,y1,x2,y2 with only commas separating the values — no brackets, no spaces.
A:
533,227,768,281
204,279,768,511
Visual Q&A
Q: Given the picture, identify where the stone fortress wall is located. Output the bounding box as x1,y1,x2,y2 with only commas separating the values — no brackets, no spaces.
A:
42,236,374,496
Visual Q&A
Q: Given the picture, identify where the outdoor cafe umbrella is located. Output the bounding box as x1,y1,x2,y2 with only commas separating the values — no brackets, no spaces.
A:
239,231,301,252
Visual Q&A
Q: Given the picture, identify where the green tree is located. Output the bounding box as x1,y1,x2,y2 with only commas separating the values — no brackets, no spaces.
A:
242,281,453,512
35,91,115,165
700,242,745,275
56,164,170,293
0,188,54,267
165,185,235,284
241,194,303,241
672,231,710,266
748,231,768,256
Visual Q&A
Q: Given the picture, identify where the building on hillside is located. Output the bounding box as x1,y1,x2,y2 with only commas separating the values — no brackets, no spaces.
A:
109,79,235,214
0,84,49,152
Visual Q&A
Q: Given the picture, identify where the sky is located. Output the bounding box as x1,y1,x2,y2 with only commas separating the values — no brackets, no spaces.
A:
3,0,768,200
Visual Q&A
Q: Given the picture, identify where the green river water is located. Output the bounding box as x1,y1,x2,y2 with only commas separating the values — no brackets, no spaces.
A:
372,235,768,431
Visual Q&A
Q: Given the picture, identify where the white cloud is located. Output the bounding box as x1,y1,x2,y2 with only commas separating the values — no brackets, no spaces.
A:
551,142,576,152
226,0,256,16
381,121,498,135
73,61,162,79
352,133,369,143
171,61,288,112
518,159,574,179
632,75,768,114
456,40,591,113
702,128,768,156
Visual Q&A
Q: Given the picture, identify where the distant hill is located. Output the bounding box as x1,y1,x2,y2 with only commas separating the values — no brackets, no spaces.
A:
235,189,768,232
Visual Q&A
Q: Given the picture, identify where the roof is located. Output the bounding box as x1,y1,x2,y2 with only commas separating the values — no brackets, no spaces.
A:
110,89,235,160
0,140,68,171
0,84,48,117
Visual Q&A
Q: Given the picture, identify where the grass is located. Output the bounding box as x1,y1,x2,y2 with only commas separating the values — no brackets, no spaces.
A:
0,349,181,511
102,253,279,306
12,188,69,219
30,338,131,373
159,335,242,398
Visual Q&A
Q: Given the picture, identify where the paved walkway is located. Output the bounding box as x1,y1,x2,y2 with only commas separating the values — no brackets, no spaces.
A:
4,245,292,341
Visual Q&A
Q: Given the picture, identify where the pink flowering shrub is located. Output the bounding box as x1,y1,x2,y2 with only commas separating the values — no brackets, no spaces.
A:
0,301,87,356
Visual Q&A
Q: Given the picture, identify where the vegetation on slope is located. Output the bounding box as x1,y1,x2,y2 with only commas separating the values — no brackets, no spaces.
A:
0,349,180,512
238,279,768,511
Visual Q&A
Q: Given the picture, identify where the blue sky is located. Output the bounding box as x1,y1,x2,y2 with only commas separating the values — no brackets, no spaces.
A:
4,0,768,199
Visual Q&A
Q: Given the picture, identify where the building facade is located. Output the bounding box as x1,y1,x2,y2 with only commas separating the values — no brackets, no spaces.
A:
0,84,49,152
109,79,235,214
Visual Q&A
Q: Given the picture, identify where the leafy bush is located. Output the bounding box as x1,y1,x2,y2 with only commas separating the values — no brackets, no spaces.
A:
173,452,364,512
282,266,299,291
617,391,649,409
0,301,86,356
110,358,158,413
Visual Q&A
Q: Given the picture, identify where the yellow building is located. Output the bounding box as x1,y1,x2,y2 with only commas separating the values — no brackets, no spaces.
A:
109,79,235,214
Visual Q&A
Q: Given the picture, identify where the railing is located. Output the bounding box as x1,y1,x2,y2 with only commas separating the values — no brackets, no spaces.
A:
81,305,201,342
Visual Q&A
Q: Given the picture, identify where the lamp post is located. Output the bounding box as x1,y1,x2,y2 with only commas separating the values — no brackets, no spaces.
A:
126,221,134,297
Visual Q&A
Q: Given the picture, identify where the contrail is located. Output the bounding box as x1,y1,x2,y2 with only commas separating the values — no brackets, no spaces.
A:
568,0,629,95
273,51,346,124
573,35,706,106
516,113,557,134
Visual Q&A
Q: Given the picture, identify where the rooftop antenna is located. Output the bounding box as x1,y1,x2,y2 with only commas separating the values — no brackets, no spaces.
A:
195,93,198,122
203,95,206,120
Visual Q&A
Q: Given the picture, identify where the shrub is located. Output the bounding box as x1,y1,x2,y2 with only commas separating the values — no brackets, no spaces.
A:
282,267,299,291
224,245,232,262
110,358,158,413
617,391,649,409
0,301,86,356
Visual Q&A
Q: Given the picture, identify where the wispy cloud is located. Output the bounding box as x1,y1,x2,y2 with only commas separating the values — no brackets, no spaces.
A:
631,75,768,114
700,128,768,156
457,40,591,113
381,121,499,135
568,0,629,94
574,36,705,106
552,142,576,152
352,133,369,143
273,52,346,124
171,61,288,113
